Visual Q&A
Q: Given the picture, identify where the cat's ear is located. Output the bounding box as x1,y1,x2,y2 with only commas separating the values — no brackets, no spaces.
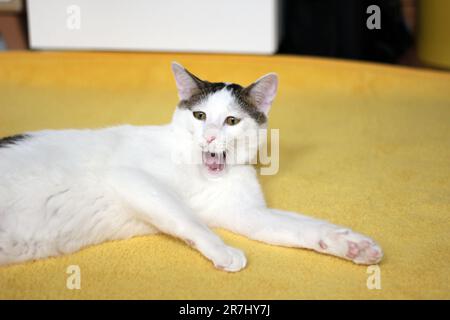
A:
245,73,278,115
171,62,203,101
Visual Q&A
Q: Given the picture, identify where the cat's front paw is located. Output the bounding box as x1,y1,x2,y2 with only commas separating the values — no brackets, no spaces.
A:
319,228,383,265
212,246,247,272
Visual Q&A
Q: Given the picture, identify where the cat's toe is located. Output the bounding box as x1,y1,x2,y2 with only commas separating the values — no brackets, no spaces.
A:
351,241,383,265
214,246,247,272
346,241,360,259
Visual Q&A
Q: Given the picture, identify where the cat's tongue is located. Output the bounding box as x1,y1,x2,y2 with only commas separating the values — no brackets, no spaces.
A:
202,151,226,173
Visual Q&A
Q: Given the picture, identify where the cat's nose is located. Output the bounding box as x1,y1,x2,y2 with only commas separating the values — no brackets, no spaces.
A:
206,136,216,144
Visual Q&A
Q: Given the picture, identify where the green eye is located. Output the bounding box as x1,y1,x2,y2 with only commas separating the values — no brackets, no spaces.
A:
193,111,206,121
225,116,241,126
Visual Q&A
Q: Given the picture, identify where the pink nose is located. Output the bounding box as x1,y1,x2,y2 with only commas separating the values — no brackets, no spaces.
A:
206,136,216,144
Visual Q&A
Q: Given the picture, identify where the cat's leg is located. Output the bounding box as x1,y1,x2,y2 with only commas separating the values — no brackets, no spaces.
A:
108,169,246,272
217,207,382,265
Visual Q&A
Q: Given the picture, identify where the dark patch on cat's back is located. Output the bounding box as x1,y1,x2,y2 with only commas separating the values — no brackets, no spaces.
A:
0,134,30,148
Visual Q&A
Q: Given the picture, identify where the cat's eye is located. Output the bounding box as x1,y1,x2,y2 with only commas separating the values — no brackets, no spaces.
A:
225,116,241,126
193,111,206,121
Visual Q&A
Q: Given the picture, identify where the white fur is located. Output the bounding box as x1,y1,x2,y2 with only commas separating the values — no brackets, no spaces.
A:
0,65,382,271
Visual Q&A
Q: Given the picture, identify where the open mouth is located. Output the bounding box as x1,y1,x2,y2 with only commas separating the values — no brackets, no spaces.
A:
202,151,226,174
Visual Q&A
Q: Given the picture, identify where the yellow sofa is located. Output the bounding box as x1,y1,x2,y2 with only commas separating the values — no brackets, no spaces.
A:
0,52,449,299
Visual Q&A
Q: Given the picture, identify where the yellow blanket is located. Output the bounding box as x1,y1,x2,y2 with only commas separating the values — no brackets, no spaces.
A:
0,52,449,299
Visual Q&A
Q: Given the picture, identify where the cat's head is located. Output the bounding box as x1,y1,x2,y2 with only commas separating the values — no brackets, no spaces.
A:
171,62,278,177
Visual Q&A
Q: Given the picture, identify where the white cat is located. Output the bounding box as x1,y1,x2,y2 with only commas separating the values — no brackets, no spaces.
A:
0,62,382,271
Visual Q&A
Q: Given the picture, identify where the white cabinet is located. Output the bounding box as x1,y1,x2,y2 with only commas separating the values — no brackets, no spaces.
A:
27,0,280,54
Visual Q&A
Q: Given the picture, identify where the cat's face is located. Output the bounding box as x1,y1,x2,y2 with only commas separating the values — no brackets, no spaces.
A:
171,62,278,177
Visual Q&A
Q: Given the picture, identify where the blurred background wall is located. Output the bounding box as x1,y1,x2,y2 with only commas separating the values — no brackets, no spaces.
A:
0,0,448,70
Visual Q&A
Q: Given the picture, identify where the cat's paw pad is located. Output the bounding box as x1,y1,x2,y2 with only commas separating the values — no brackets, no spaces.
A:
321,228,383,265
213,246,247,272
345,239,382,264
